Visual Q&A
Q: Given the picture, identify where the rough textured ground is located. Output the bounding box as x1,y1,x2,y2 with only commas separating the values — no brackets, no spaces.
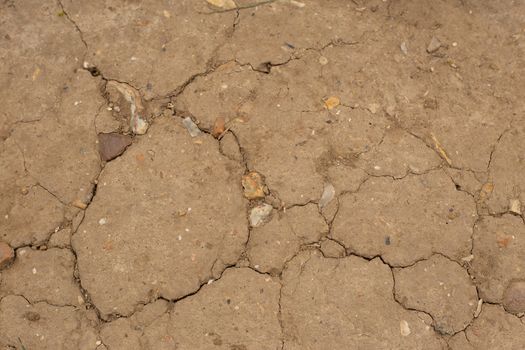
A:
1,0,525,349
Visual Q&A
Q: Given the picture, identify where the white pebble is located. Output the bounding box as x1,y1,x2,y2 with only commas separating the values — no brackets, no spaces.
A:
400,320,411,336
98,218,107,225
32,267,37,274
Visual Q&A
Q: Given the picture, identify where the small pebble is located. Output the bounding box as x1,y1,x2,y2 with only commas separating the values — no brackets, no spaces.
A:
368,103,380,114
98,133,132,162
290,0,305,7
509,199,521,215
503,280,525,314
182,117,202,137
324,96,340,110
212,117,226,138
133,117,149,135
0,241,15,270
474,299,483,317
72,199,88,210
461,254,474,262
249,204,273,227
242,172,266,200
426,36,441,53
400,41,408,55
318,183,335,209
24,311,40,321
400,320,411,336
319,56,328,65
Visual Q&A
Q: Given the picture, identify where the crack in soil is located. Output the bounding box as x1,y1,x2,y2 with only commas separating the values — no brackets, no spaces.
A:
4,3,524,345
57,0,88,52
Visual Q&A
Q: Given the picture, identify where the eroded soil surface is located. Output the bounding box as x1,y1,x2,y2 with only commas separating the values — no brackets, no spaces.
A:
1,0,525,349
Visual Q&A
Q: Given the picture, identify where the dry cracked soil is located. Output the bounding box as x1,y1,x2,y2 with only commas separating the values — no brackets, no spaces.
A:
1,0,525,349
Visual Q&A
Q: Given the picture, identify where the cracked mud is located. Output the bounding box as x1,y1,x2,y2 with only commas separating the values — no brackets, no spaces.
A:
1,0,525,349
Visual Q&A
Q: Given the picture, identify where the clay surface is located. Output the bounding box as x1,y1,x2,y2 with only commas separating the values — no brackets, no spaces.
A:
2,0,525,348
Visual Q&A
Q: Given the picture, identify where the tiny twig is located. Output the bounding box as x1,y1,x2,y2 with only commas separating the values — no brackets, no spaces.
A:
18,337,27,350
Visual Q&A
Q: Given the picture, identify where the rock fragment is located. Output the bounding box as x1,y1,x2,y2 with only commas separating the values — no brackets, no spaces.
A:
400,320,411,336
424,98,438,110
182,117,202,137
212,116,226,138
242,171,266,199
107,81,149,135
367,103,380,114
249,204,273,227
502,280,525,314
0,242,14,270
400,41,408,55
72,199,88,209
509,199,521,215
98,133,132,161
427,36,441,53
206,0,236,9
323,96,340,110
318,183,335,209
474,299,483,318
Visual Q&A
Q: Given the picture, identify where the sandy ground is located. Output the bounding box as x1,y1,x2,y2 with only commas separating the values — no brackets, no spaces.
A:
1,0,525,349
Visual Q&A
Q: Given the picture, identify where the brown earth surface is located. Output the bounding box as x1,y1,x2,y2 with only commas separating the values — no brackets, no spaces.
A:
1,0,525,349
